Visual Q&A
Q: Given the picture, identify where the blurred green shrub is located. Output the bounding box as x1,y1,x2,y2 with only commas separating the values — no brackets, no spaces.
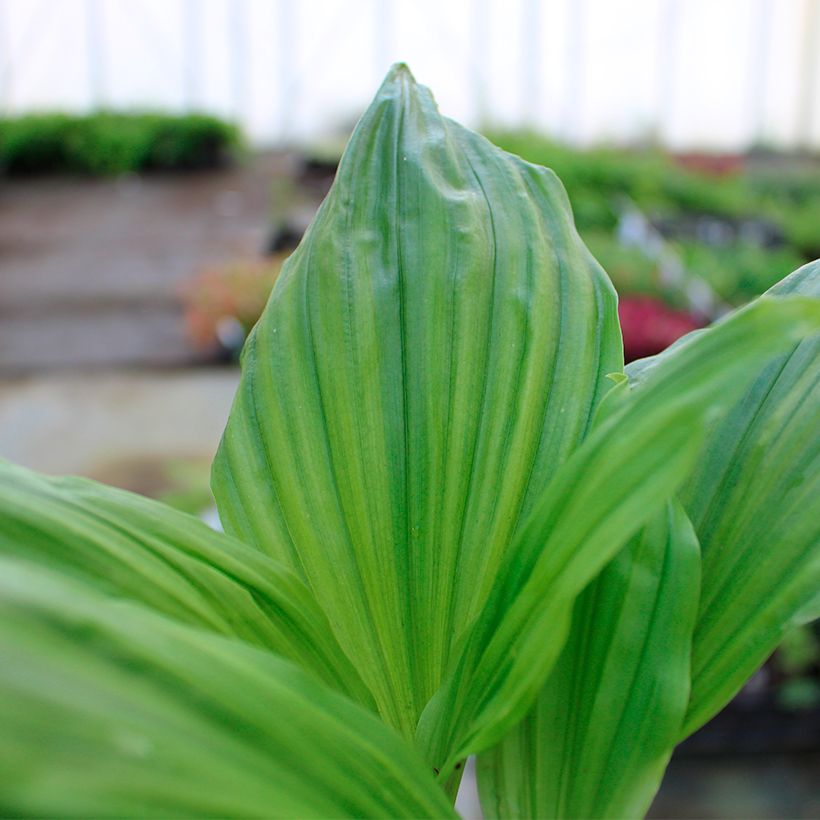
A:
155,459,216,516
774,623,820,711
581,229,664,297
677,240,805,302
0,112,241,176
488,130,819,306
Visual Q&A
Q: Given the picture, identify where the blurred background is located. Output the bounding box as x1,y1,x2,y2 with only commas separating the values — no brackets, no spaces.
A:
1,1,818,817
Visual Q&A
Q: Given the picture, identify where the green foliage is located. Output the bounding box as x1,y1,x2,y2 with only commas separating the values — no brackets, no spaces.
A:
1,67,818,818
154,458,217,515
487,130,820,305
479,502,701,819
0,558,452,819
782,204,820,259
774,623,820,711
777,624,820,676
485,131,746,223
677,240,805,302
0,111,241,176
582,229,663,298
673,265,820,736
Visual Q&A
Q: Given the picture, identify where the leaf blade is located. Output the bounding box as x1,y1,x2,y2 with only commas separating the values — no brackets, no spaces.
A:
0,557,455,819
477,501,700,820
212,64,621,735
417,294,820,775
0,459,373,708
627,261,820,737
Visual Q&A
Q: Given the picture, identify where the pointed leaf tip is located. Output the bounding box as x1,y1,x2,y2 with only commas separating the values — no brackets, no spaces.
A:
372,62,433,117
387,62,414,80
375,63,417,98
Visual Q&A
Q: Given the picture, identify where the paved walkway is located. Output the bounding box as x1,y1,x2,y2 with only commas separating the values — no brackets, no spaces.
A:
0,369,239,489
0,153,294,372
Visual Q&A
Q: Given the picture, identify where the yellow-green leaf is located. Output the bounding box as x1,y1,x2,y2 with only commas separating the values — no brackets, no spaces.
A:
212,64,621,737
417,294,820,777
0,557,455,819
0,459,372,707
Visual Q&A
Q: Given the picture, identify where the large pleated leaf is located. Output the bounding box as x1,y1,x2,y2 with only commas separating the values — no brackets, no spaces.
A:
416,294,820,777
212,64,621,735
629,261,820,737
0,557,454,819
0,459,372,707
476,501,700,819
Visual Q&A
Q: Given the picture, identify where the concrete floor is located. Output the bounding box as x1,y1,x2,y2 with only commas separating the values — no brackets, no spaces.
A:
0,153,293,372
0,368,239,489
0,155,292,482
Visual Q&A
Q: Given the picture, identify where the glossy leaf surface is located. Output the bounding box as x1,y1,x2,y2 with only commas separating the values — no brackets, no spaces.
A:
212,64,621,735
0,558,454,819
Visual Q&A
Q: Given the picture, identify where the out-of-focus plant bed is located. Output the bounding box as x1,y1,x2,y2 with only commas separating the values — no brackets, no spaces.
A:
675,623,820,759
486,131,820,309
618,296,703,361
0,112,241,176
90,456,214,514
648,629,820,819
180,255,285,359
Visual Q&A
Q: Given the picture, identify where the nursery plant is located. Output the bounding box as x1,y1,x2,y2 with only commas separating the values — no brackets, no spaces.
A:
487,130,819,304
0,111,240,176
1,65,818,819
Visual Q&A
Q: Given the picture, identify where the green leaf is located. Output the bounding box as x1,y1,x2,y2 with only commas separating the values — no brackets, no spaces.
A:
628,261,820,737
212,64,621,736
417,294,820,777
0,459,373,708
476,501,700,819
0,558,454,819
